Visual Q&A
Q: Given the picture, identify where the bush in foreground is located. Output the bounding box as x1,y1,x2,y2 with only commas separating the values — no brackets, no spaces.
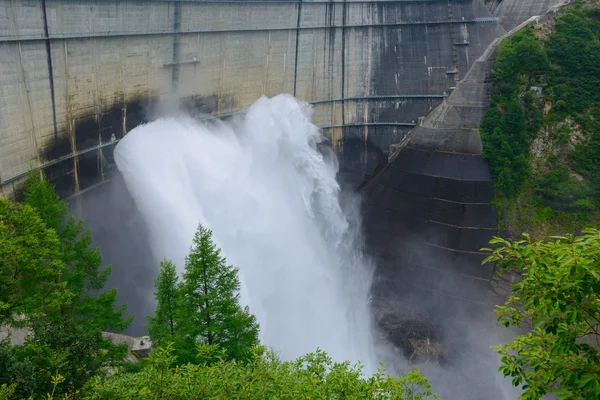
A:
83,344,438,400
484,228,600,399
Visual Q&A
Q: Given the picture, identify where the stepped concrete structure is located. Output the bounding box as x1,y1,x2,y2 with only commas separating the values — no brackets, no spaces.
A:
363,36,499,322
362,0,571,343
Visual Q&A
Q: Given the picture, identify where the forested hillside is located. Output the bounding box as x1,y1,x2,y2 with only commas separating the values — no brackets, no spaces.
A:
481,0,600,238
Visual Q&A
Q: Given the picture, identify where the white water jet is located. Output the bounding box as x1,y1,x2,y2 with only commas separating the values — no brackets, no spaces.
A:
115,94,376,371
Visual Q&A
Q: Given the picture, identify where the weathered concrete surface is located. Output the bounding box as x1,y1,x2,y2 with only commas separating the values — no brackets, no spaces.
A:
487,0,565,30
0,324,28,346
363,35,499,318
0,0,507,198
363,0,572,352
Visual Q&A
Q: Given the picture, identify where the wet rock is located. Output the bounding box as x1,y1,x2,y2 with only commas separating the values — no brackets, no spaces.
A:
376,311,449,365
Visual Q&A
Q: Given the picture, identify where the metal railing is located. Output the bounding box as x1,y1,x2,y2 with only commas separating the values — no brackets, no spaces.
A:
0,91,449,186
0,19,493,43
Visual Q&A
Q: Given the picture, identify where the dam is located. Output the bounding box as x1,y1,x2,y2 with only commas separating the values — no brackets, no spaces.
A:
0,0,565,397
0,0,512,198
0,0,561,316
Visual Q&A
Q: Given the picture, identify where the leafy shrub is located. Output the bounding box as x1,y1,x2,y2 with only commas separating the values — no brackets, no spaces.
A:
484,229,600,399
84,345,439,400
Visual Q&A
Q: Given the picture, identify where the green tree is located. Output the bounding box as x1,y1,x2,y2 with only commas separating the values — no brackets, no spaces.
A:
23,172,131,332
175,224,259,364
146,259,179,347
483,229,600,399
492,28,550,87
0,198,69,325
0,338,36,399
0,172,131,398
83,344,439,400
9,314,128,397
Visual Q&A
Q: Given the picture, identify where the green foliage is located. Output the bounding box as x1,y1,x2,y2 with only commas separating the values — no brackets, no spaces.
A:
483,229,600,399
0,172,131,398
536,166,593,212
23,172,132,332
9,317,128,397
545,8,600,114
83,344,438,400
482,4,600,233
492,27,550,87
146,259,179,347
481,30,543,198
147,224,260,365
0,198,68,325
0,383,17,400
0,338,36,399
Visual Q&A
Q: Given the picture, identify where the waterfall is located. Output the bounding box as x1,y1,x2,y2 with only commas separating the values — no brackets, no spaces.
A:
115,94,376,372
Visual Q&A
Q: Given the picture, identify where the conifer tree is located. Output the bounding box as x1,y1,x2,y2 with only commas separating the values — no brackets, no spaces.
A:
175,224,259,364
23,171,132,332
0,172,131,397
0,198,68,325
146,259,179,347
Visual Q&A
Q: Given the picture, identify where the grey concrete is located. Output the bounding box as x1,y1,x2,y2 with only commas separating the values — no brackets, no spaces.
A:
487,0,566,30
361,1,573,379
102,332,152,361
0,0,562,342
0,324,151,362
1,0,508,198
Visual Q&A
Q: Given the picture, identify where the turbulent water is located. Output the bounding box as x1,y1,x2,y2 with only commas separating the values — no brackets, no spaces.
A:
115,94,376,371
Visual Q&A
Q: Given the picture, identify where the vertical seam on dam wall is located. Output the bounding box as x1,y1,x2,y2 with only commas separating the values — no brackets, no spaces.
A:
340,0,347,127
171,0,182,89
293,0,303,97
42,0,59,154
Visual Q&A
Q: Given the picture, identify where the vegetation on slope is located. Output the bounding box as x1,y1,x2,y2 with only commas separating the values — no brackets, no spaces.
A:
481,1,600,238
83,345,439,400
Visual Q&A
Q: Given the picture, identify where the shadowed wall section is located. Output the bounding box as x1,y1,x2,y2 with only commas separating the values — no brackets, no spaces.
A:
67,175,157,336
363,42,499,322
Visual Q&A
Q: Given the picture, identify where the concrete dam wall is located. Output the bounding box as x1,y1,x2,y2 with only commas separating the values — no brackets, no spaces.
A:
363,0,572,344
364,43,498,324
0,0,506,198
